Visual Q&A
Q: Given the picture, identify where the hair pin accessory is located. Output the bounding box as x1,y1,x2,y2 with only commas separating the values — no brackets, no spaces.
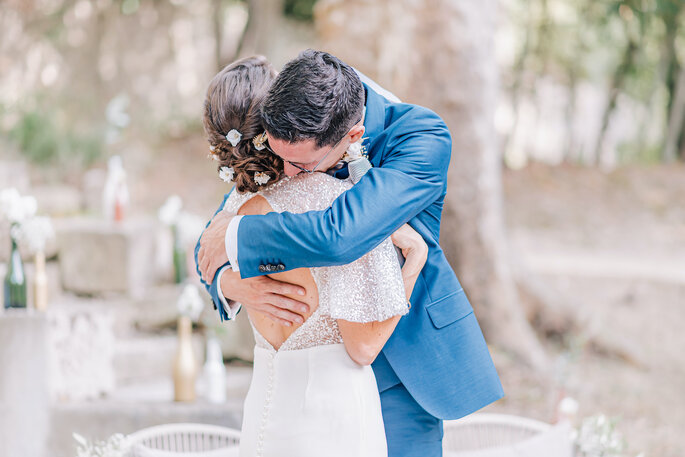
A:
219,166,235,183
254,172,270,186
252,131,268,151
226,129,242,147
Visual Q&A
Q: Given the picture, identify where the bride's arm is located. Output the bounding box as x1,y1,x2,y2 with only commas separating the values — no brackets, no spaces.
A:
338,224,428,366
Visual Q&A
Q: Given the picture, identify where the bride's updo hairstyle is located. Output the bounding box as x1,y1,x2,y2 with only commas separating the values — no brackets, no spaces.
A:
202,56,284,193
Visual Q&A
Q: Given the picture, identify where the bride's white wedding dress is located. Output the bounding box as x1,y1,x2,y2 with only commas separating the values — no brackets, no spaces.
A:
221,173,408,457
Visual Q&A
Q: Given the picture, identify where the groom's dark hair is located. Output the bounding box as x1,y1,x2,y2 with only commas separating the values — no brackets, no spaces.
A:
261,49,365,148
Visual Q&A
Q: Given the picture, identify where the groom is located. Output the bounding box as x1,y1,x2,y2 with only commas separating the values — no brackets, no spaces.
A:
196,50,504,456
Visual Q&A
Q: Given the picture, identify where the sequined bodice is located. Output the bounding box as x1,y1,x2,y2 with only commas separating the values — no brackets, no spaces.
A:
251,308,342,352
222,173,408,352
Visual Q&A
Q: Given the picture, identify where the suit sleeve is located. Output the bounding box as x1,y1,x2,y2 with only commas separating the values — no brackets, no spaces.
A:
236,108,451,279
194,191,234,321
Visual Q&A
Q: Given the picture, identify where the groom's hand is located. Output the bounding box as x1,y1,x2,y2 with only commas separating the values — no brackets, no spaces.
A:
198,211,233,283
220,269,309,326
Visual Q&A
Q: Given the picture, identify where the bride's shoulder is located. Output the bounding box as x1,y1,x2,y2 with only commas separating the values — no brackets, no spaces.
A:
266,173,351,195
261,173,352,212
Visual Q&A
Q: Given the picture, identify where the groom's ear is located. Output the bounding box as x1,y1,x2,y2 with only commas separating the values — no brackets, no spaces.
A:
349,125,365,143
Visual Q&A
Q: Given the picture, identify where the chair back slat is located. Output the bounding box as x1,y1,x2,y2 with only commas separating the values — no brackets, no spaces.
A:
443,413,573,457
126,423,241,456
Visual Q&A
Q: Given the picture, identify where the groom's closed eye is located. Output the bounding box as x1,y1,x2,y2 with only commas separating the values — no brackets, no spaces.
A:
265,145,308,166
270,149,317,168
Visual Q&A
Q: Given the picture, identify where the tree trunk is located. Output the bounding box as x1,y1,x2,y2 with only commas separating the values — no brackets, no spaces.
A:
211,0,224,72
664,63,685,163
593,37,637,166
502,0,534,160
315,0,551,373
238,0,285,59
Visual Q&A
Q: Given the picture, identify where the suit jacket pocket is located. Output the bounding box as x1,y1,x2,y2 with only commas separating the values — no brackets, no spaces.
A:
426,289,473,329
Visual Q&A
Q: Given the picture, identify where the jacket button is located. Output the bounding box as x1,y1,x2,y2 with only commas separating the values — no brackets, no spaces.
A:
258,265,266,273
277,264,285,271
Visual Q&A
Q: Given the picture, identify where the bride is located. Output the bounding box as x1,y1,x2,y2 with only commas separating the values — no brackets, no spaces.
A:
201,56,428,456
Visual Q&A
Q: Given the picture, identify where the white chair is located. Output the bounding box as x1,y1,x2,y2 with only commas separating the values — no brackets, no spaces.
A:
443,413,573,457
125,423,240,457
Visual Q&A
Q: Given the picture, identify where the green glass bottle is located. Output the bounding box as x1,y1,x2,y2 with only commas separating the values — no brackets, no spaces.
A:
4,233,27,309
172,224,187,284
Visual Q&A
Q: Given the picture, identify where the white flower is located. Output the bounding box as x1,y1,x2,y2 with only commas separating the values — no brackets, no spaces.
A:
0,188,37,224
344,141,363,161
12,216,54,253
158,195,183,226
225,129,242,147
177,284,205,321
73,432,128,457
207,152,219,161
575,414,626,457
176,211,204,246
254,172,271,186
209,144,216,152
219,166,235,183
72,433,88,448
558,396,579,417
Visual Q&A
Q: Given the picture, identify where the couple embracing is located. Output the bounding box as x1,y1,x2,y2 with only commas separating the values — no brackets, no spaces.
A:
196,50,504,457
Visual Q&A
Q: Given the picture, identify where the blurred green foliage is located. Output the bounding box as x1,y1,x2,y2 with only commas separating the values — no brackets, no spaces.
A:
2,98,104,167
507,0,685,163
284,0,316,21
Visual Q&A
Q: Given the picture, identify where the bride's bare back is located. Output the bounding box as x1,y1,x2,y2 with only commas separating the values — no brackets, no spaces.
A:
237,195,319,350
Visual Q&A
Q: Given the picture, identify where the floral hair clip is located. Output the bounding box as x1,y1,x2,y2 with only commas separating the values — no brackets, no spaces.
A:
219,166,234,183
252,131,268,151
225,129,242,147
254,172,270,186
207,144,220,161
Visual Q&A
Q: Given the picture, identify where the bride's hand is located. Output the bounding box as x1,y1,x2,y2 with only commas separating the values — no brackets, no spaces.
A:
198,211,233,283
391,224,428,300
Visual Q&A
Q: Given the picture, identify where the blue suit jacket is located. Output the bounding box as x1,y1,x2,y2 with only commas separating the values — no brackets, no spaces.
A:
195,82,504,420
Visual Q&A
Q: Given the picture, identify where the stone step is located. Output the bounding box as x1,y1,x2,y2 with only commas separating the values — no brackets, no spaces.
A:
520,249,685,284
47,284,201,338
48,368,251,457
113,333,205,385
19,290,254,385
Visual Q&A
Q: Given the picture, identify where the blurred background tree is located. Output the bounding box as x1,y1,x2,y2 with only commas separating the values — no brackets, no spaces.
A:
1,2,684,455
0,0,683,371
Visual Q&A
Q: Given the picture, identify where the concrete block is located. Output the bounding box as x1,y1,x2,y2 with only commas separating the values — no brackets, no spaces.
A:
47,304,115,401
82,168,106,216
0,160,30,193
32,184,83,217
217,311,256,362
0,311,50,457
113,333,203,384
56,217,156,297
